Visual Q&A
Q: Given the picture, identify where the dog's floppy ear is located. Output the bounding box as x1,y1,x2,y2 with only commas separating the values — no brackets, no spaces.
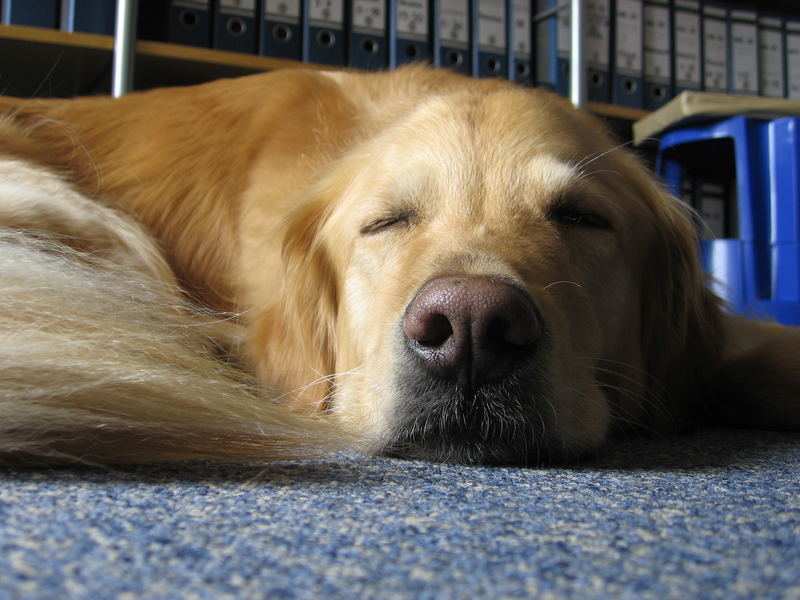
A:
638,181,725,431
247,196,339,411
639,177,800,433
715,317,800,431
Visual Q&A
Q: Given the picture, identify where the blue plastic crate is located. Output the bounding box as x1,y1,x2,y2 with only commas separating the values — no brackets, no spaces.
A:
655,115,800,325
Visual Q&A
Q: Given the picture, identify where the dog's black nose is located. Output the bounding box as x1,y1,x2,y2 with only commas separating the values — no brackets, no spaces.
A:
402,276,540,388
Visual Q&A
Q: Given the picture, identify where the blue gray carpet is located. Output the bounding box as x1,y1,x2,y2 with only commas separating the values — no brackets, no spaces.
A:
1,428,798,599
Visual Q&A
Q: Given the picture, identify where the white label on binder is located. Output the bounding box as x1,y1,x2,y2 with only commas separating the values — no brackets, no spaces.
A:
788,22,800,100
514,0,531,56
674,8,700,86
353,0,385,32
731,22,758,93
398,0,428,37
615,0,642,74
759,21,784,98
266,0,300,20
586,0,610,67
703,15,727,91
730,9,756,21
310,0,344,26
703,5,725,18
478,0,506,52
644,2,670,82
221,0,255,11
441,0,469,45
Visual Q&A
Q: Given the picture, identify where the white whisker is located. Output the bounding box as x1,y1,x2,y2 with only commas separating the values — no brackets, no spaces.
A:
277,365,364,404
574,139,636,171
542,280,583,291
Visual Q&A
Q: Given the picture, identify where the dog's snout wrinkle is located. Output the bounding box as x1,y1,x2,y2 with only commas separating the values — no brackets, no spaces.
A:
403,276,540,388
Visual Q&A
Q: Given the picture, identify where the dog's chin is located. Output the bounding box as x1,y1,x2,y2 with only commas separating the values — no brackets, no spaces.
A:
380,368,574,466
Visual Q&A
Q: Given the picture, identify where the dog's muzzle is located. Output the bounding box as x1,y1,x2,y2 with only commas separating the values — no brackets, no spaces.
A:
386,275,551,465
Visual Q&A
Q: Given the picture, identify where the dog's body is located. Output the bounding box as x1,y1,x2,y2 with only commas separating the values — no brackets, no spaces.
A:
1,67,798,465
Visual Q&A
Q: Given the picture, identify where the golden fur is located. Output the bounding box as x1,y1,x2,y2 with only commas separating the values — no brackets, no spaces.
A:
0,66,797,465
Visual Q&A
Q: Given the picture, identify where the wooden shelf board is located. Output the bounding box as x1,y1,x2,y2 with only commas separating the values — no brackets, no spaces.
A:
588,101,649,122
0,24,112,51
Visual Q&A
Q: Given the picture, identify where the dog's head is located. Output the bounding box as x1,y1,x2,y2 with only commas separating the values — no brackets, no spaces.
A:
268,75,723,465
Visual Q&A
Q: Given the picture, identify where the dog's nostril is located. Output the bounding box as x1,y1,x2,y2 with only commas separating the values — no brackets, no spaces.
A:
487,316,514,346
487,313,538,348
409,313,453,347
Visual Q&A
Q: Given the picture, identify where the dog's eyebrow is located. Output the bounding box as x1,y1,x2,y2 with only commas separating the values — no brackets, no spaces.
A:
519,155,582,213
524,155,578,193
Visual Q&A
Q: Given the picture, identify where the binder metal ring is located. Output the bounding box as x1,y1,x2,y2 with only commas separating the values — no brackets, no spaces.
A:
272,25,292,44
178,9,198,29
226,17,246,37
362,39,379,55
316,30,336,49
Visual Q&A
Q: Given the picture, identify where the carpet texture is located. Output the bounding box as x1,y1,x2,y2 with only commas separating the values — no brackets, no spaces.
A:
1,429,798,599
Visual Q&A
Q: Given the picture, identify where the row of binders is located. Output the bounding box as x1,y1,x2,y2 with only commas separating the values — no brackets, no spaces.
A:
541,0,800,109
2,1,800,109
1,0,537,83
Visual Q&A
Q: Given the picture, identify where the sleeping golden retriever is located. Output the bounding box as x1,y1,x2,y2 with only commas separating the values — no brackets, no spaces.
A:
0,66,798,465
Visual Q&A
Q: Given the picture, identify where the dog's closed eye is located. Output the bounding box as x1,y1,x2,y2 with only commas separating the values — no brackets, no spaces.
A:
360,209,418,235
548,199,612,231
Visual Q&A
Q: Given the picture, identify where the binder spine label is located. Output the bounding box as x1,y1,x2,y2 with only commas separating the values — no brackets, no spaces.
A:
702,6,727,93
788,21,800,100
440,0,469,72
513,0,532,81
586,0,610,70
353,0,386,34
478,0,506,52
615,0,643,76
350,0,387,69
644,1,670,84
730,10,758,95
586,0,610,101
513,0,531,59
310,0,344,29
309,0,345,65
758,16,785,98
265,0,300,22
398,0,428,41
440,0,469,48
674,0,700,89
220,0,256,17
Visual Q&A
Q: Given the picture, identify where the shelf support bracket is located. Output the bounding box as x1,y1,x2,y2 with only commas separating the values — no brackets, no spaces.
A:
112,0,138,97
569,0,587,109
